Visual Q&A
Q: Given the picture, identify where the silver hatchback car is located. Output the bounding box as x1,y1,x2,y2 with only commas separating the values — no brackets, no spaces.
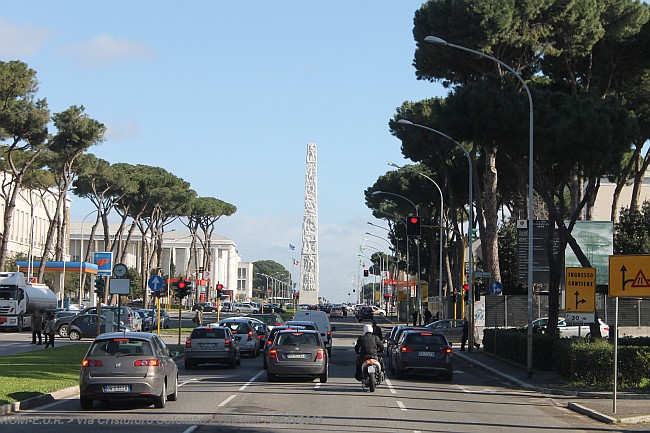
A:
185,326,241,369
79,332,179,409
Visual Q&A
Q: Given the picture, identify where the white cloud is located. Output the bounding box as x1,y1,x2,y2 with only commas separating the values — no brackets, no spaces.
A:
60,34,153,67
105,120,140,141
0,18,49,58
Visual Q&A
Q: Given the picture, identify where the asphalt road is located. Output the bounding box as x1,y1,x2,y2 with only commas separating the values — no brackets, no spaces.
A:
1,317,643,432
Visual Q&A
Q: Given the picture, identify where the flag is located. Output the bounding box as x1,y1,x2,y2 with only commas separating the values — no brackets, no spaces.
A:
289,244,295,250
292,258,299,265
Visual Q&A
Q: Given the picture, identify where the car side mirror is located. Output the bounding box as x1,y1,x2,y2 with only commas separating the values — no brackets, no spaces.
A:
170,350,179,357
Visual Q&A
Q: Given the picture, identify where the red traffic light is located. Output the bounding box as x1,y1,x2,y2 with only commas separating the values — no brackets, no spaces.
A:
216,283,223,290
409,216,420,224
463,284,469,291
178,280,187,289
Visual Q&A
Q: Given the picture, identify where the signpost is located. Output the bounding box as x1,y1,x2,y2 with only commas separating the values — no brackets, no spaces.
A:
148,275,164,333
488,281,503,296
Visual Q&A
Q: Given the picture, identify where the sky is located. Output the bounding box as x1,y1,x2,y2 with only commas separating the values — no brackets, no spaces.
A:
0,1,446,303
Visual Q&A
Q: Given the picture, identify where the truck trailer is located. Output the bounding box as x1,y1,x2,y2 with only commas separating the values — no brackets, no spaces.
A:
0,272,57,331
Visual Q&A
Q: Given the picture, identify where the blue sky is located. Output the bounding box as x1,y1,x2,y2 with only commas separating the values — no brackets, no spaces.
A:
1,1,446,302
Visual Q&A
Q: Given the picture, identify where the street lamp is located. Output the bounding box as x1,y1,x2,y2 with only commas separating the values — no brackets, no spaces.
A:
79,210,97,306
425,35,534,374
372,190,422,323
396,120,473,349
389,161,445,320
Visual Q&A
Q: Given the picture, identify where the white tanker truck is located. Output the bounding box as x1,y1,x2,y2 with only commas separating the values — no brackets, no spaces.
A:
0,271,57,331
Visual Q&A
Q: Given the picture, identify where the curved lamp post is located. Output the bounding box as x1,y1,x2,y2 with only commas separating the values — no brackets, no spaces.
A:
425,35,534,373
372,190,422,323
396,120,473,349
389,162,445,320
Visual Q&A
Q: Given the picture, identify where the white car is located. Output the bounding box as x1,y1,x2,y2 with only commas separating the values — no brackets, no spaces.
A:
232,303,259,314
532,317,609,338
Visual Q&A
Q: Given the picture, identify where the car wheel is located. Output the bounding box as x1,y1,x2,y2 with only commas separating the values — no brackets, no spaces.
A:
154,381,166,408
379,312,385,317
69,330,81,341
267,371,277,382
236,309,241,313
79,396,93,410
394,364,404,379
228,356,237,369
168,375,179,401
320,366,328,383
253,310,259,314
58,325,69,338
184,359,192,370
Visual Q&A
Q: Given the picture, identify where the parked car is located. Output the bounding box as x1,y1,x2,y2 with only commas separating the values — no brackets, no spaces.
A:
79,332,179,409
220,301,232,312
143,309,171,329
390,330,453,381
248,313,285,330
529,317,610,338
217,318,260,357
184,326,240,369
424,319,465,344
134,310,153,332
67,314,129,340
55,306,135,337
81,306,142,332
232,303,259,314
266,329,328,383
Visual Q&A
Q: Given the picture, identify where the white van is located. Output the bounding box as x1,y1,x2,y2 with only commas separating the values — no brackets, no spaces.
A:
292,310,334,355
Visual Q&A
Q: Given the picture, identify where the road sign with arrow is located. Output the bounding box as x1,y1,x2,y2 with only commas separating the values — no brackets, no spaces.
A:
565,267,595,313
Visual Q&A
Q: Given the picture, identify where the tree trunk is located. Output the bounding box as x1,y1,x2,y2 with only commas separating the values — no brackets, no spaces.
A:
483,147,501,283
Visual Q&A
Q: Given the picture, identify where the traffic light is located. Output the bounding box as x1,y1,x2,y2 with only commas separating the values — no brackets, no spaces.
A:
363,269,369,277
463,284,469,302
406,215,421,236
216,283,224,298
94,276,105,298
173,280,191,299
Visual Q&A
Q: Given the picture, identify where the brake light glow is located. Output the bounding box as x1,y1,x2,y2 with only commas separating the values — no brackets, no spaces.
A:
400,346,414,353
316,349,325,360
225,339,232,348
185,339,191,348
247,331,253,341
134,359,159,367
266,339,273,346
269,349,278,359
420,332,433,336
82,359,103,367
440,347,453,355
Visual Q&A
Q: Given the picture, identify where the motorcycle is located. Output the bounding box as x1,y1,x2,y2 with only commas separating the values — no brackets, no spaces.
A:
360,356,384,392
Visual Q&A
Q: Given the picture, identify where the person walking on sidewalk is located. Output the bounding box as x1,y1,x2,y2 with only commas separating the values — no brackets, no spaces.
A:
411,309,420,327
460,317,469,351
424,309,432,325
31,309,43,345
44,313,56,348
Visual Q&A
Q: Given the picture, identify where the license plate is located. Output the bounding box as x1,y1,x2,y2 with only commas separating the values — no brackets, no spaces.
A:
286,354,306,359
198,343,217,348
418,351,437,357
366,365,376,373
103,385,131,392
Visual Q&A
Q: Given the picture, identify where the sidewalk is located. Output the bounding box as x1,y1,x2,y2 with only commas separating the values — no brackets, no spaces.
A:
455,346,650,424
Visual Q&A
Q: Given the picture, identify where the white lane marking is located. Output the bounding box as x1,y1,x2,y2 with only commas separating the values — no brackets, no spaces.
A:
218,394,237,407
239,370,263,391
182,427,198,433
179,378,198,387
314,383,321,389
385,378,396,394
396,400,407,411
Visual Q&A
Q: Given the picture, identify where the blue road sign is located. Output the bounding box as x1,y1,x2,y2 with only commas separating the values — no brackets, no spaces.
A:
489,281,503,296
148,275,164,292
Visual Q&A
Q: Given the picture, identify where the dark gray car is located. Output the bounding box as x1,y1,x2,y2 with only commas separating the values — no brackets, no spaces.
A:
266,329,328,383
184,326,241,369
79,332,179,409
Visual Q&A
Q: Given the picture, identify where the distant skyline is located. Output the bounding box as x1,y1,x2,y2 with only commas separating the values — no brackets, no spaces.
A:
1,1,446,302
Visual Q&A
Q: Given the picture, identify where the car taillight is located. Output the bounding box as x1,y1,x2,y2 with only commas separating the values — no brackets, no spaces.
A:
440,347,453,355
604,326,610,331
185,339,191,348
266,340,273,346
82,359,103,367
275,323,281,326
316,349,325,360
400,346,414,353
248,331,253,341
269,349,278,359
134,359,159,367
225,339,232,348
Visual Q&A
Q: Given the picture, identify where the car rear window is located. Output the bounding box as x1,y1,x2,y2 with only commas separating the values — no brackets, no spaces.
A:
277,332,319,346
286,322,316,330
89,338,154,356
405,333,446,346
191,328,225,339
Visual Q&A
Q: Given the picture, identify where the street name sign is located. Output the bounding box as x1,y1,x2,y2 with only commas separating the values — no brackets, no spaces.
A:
609,255,650,297
565,267,595,312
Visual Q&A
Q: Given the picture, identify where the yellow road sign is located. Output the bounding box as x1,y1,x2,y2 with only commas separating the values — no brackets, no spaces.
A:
565,267,595,312
609,255,650,297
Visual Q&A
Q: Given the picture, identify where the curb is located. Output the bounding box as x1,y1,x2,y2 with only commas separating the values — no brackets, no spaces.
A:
0,386,79,417
566,403,650,425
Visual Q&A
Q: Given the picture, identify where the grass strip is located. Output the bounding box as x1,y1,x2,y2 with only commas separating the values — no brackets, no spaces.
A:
0,344,89,405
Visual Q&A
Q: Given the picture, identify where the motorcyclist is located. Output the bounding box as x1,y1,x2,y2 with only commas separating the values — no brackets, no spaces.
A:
354,324,384,381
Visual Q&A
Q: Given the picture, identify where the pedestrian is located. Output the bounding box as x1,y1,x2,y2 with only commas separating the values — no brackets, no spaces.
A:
31,309,43,345
412,309,420,327
433,311,440,322
424,309,432,325
44,313,56,348
192,306,203,326
371,319,383,340
461,317,469,351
